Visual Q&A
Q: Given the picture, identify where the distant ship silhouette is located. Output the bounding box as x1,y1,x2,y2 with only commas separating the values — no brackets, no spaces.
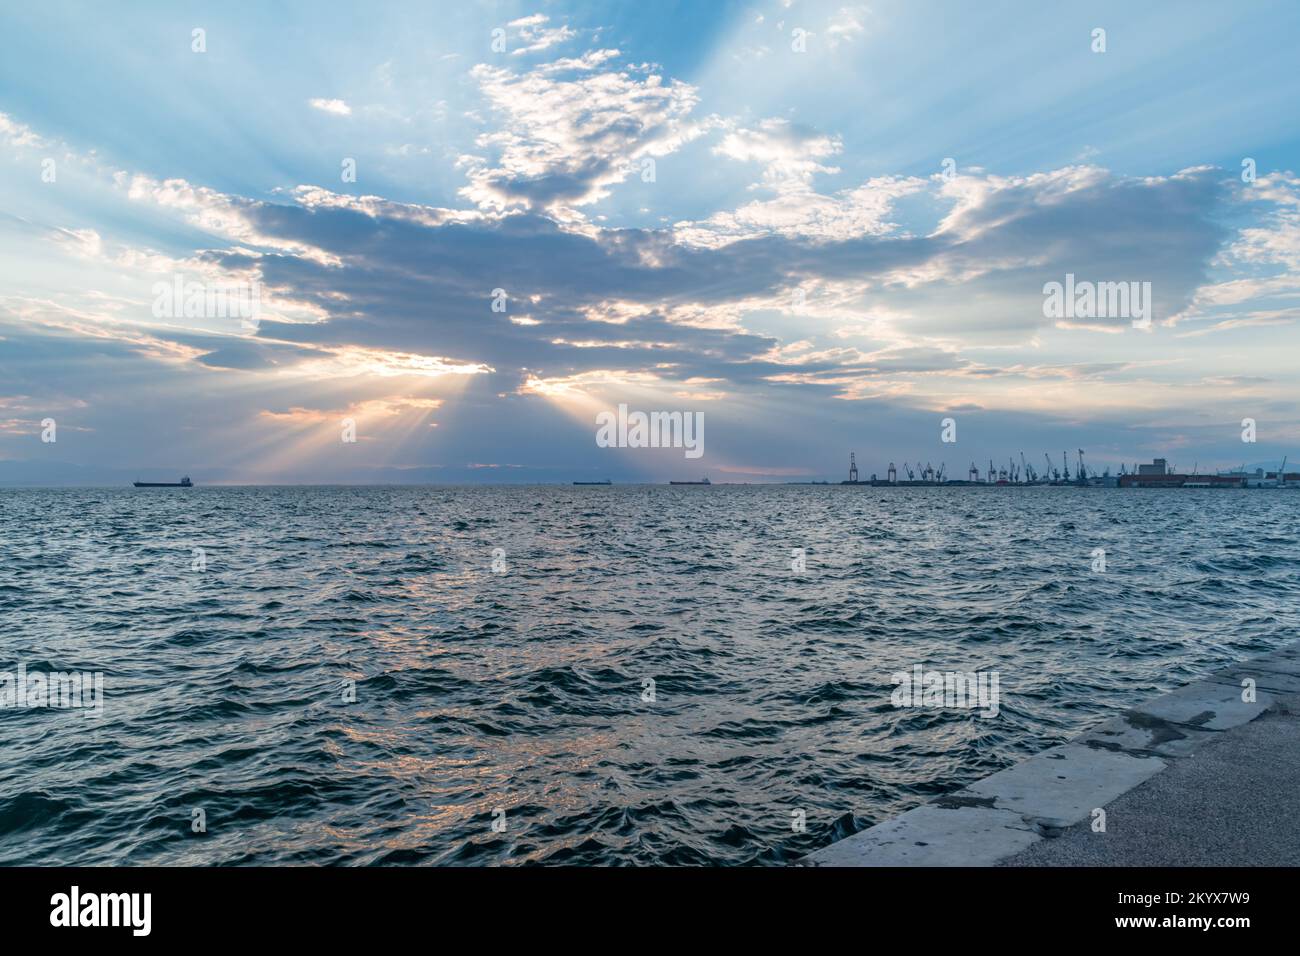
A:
669,477,711,485
133,476,193,488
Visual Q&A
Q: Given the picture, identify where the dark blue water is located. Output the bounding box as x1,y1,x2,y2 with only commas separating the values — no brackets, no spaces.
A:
2,485,1298,865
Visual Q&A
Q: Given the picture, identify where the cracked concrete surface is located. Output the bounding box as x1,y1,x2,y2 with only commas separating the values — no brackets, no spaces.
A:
1001,707,1300,866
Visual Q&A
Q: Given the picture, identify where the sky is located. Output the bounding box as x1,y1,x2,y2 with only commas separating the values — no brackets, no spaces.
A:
2,0,1300,484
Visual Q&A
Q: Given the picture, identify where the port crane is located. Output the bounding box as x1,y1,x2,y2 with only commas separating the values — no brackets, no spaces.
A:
848,452,859,483
936,463,947,482
1077,449,1087,482
969,462,979,482
904,462,915,481
887,462,897,483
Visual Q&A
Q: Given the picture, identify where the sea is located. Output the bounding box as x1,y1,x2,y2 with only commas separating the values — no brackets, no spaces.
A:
2,485,1297,865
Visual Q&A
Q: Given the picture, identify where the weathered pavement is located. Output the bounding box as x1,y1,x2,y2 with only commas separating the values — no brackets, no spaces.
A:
1001,707,1300,865
802,641,1300,867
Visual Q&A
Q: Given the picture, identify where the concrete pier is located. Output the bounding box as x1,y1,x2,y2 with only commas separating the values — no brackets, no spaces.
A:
801,641,1300,867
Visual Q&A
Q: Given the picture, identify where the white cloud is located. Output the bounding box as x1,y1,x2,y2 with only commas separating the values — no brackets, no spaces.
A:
507,14,576,56
674,176,925,247
536,49,622,74
826,6,869,48
122,173,342,266
677,119,923,245
308,98,352,116
0,111,48,148
462,55,709,211
714,118,842,191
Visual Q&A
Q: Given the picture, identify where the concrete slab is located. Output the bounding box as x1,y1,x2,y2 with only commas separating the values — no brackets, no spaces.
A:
953,743,1166,829
801,804,1039,867
1131,678,1271,730
1074,711,1217,758
1001,710,1300,866
1205,667,1300,692
1208,644,1300,683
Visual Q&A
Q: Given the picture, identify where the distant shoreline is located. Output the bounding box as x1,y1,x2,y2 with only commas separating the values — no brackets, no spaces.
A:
3,482,1299,490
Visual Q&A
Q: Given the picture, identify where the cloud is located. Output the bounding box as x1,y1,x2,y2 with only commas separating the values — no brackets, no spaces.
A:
505,13,576,56
0,111,48,148
121,173,343,266
537,49,622,74
308,98,352,116
826,6,869,47
4,93,1242,404
2,19,1294,482
80,158,1235,394
675,175,926,247
714,118,842,191
673,119,925,246
461,55,709,212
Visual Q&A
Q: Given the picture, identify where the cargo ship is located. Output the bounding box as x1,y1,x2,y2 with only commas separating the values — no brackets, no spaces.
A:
669,477,711,485
573,480,612,485
133,476,193,488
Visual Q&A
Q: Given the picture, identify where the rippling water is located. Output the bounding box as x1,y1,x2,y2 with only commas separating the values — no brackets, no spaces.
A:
2,485,1298,865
